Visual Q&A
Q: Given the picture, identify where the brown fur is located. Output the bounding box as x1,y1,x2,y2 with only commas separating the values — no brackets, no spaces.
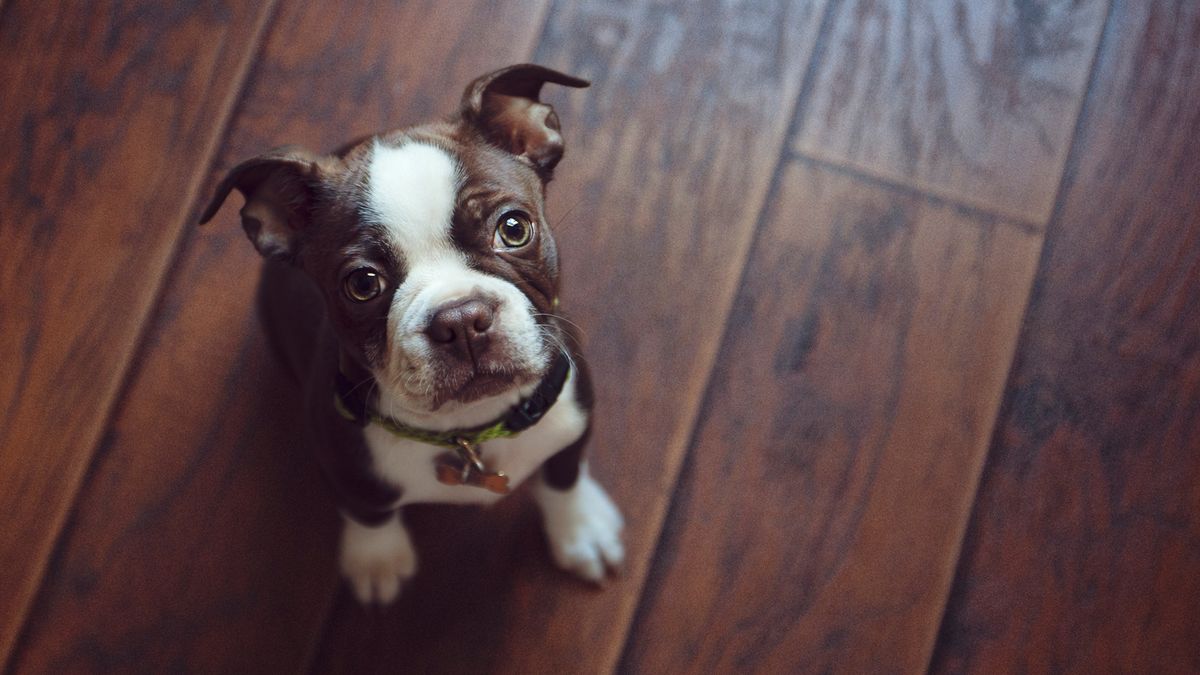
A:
201,65,594,524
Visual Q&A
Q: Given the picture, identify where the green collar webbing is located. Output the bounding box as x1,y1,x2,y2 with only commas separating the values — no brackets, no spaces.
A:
333,352,571,449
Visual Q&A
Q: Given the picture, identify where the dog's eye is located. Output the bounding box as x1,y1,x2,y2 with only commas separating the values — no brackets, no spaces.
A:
494,211,534,248
344,267,384,302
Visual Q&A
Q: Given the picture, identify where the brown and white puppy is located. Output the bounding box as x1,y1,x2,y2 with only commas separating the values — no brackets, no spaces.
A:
200,64,623,604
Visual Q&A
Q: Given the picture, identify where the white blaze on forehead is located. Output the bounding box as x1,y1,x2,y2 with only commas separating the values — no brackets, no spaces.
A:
366,139,549,421
366,141,460,262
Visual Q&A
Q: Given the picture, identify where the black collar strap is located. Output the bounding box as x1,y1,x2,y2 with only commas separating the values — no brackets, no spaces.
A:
334,352,571,448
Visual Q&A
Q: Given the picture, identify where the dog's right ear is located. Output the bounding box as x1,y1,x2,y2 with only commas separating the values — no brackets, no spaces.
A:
199,146,327,260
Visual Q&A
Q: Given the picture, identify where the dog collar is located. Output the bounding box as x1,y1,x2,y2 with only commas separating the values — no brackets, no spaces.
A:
333,352,572,494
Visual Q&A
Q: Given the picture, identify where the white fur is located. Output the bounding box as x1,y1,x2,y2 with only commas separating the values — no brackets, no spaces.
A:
340,141,620,604
339,513,417,605
533,465,626,582
340,371,595,601
366,367,588,506
365,140,547,420
366,140,461,262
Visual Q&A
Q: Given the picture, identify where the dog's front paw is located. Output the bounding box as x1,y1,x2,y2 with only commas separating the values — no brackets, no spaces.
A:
339,516,417,605
535,472,625,583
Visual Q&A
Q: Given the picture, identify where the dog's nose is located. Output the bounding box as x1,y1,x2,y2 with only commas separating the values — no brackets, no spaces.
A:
427,298,494,359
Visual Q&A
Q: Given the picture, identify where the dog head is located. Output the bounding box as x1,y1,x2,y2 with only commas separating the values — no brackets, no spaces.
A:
200,64,587,420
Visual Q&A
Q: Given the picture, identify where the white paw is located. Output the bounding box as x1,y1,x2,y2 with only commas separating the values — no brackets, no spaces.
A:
339,516,417,605
534,472,625,583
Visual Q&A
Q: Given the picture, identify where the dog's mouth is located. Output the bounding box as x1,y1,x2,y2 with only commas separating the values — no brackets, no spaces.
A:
428,364,538,410
446,371,515,405
388,306,554,412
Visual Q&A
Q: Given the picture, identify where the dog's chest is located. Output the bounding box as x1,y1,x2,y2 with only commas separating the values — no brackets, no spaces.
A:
364,374,588,506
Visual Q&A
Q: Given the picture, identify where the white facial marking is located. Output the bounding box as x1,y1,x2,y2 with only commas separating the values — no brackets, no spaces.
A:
366,140,461,263
364,140,549,420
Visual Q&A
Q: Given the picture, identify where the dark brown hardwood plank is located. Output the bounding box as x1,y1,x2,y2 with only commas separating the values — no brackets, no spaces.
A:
932,2,1200,671
6,1,550,672
792,0,1108,224
312,1,829,672
0,0,276,668
620,158,1043,673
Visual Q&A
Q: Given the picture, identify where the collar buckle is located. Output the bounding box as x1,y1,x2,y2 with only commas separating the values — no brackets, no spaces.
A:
507,397,546,431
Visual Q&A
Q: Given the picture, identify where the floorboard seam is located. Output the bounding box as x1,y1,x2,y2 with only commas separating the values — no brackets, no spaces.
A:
606,1,846,672
919,1,1119,672
0,2,282,671
784,150,1044,235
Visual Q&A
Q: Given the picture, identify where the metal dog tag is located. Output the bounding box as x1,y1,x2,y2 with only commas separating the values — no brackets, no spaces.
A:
434,440,510,495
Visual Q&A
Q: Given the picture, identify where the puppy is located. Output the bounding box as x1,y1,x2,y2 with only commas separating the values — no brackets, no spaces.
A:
200,64,624,604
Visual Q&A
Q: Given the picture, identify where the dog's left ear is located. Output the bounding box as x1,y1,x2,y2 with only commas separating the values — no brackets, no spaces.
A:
461,64,589,176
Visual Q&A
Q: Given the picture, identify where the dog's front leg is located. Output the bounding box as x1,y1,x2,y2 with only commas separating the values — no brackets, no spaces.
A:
304,346,413,605
339,511,417,605
534,434,625,582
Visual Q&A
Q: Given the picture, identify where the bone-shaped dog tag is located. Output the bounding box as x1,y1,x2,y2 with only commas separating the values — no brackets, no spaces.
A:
436,460,468,487
435,443,511,495
471,469,511,494
435,460,510,494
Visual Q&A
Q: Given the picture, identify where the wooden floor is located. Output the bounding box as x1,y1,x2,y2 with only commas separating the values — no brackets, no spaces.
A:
2,0,1198,672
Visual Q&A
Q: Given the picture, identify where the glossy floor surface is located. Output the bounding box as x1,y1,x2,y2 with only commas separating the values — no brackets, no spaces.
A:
2,1,1198,672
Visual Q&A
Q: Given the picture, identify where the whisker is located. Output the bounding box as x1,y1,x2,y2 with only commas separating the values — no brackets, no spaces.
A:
536,325,578,376
544,326,580,372
536,320,584,352
367,379,379,408
531,312,587,338
549,196,586,234
345,376,376,398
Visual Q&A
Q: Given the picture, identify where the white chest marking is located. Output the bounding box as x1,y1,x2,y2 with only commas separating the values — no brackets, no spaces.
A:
365,370,588,506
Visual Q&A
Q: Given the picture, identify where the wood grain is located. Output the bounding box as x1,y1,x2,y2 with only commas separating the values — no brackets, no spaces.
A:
932,2,1200,672
792,0,1108,224
0,0,275,668
619,159,1043,673
9,0,1196,671
6,1,551,672
312,1,830,672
